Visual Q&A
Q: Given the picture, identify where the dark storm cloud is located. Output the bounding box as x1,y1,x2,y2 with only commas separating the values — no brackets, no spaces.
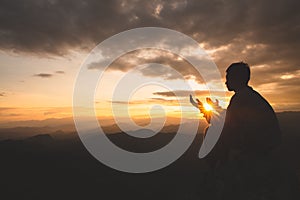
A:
33,73,53,78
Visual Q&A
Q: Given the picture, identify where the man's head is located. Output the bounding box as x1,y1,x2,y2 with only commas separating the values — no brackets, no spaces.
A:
225,62,250,92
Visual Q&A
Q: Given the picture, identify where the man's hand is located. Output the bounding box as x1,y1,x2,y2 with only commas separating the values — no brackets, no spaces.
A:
190,95,223,123
206,97,222,112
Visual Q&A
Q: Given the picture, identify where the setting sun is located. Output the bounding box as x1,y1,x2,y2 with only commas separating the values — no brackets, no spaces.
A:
203,103,213,112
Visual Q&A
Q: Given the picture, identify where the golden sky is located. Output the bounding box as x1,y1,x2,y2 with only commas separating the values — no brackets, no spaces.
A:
0,0,300,122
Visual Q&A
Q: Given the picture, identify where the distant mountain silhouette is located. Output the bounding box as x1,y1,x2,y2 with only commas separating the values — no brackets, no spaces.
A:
0,112,299,200
24,134,54,143
0,117,75,129
0,112,299,141
127,128,156,137
277,111,300,136
0,126,59,140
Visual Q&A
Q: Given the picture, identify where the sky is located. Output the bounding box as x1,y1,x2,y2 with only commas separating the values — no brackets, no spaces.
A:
0,0,300,122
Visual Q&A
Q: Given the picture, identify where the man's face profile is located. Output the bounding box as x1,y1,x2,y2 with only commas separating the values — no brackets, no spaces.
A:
225,72,234,91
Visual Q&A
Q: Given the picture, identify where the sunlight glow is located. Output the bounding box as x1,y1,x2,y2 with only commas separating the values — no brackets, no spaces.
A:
203,103,213,111
280,74,295,80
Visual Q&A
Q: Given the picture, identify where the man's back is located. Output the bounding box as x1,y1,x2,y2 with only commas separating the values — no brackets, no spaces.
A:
224,86,282,155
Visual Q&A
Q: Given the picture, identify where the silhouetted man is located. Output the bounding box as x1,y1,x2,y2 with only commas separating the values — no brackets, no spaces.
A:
190,62,281,160
213,62,281,163
199,62,287,199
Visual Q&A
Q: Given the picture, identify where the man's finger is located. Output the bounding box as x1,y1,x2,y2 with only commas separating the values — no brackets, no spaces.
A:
206,97,213,105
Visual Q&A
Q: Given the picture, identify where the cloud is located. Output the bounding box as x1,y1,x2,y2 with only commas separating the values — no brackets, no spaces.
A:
0,0,299,109
0,113,22,117
109,98,179,105
0,0,299,62
44,111,57,116
149,97,184,104
0,107,15,112
153,90,228,97
88,49,205,82
154,90,198,97
0,92,5,97
33,70,65,78
0,0,299,76
33,73,53,78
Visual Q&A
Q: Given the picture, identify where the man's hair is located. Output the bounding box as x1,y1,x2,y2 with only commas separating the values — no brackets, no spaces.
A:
226,62,250,84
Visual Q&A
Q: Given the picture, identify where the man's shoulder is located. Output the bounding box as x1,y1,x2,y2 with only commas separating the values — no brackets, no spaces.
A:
236,86,262,100
229,86,268,106
231,86,274,112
